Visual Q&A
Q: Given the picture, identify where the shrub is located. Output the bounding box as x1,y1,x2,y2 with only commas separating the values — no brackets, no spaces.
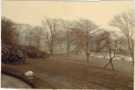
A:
18,45,49,58
2,44,26,64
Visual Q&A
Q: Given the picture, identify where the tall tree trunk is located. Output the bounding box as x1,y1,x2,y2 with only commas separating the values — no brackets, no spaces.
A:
86,40,90,65
66,43,70,56
66,31,70,56
131,38,134,65
86,32,90,65
86,52,90,64
104,48,115,71
49,39,54,55
50,47,53,55
104,58,115,71
127,36,134,64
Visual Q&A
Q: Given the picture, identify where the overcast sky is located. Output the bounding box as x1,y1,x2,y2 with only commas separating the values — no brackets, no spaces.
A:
2,0,133,26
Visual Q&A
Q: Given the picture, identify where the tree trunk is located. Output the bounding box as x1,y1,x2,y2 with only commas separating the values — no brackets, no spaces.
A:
104,60,110,68
50,48,53,55
86,52,90,64
110,60,115,71
49,41,54,55
67,45,70,56
131,38,134,65
66,38,70,56
104,58,115,71
86,33,90,65
127,37,134,65
104,48,115,71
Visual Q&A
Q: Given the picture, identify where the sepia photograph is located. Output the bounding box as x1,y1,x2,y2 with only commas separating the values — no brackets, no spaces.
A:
1,0,135,89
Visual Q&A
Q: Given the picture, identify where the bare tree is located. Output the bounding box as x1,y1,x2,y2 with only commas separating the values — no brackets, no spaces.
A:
71,19,98,64
15,24,33,46
32,26,43,49
61,20,74,55
42,18,61,55
110,12,135,64
104,39,121,71
65,30,72,55
88,28,122,71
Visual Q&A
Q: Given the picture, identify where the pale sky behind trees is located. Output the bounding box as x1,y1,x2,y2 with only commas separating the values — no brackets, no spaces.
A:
2,0,133,26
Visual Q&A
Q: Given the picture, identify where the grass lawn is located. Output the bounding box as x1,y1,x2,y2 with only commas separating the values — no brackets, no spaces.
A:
2,54,133,89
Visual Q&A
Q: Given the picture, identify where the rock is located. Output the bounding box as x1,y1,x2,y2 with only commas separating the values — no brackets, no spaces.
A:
24,71,34,80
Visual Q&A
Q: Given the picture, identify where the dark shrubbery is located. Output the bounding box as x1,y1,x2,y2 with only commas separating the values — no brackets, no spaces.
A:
2,17,26,64
18,45,49,58
2,44,26,64
2,44,49,64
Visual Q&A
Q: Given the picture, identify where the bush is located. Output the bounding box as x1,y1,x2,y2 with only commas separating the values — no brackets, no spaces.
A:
2,44,26,64
18,45,49,58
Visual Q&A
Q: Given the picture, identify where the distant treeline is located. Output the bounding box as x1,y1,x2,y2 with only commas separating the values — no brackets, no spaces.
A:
1,11,135,65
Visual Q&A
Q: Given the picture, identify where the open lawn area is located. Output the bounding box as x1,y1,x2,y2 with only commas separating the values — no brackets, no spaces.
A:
2,54,133,89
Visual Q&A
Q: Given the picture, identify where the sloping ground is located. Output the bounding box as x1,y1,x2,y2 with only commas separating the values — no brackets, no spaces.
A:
2,74,31,88
1,54,133,89
1,64,53,89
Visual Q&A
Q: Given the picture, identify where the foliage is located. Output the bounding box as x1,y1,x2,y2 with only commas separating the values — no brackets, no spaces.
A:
2,17,16,45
